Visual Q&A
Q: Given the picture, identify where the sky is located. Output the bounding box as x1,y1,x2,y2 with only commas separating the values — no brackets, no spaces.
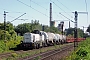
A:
0,0,89,32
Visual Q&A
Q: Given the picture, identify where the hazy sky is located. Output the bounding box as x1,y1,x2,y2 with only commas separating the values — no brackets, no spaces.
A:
0,0,89,31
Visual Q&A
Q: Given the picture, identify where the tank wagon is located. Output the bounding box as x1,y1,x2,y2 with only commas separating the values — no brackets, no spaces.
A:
40,31,48,46
47,32,55,45
54,34,60,44
20,30,67,49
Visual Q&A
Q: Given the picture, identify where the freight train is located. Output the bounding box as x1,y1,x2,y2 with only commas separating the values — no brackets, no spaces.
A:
19,30,85,49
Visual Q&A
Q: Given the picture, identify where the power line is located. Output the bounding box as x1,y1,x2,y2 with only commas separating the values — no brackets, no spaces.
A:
54,12,59,17
85,0,87,12
0,8,26,19
85,0,88,23
50,0,73,18
56,0,72,12
59,13,71,20
11,13,26,22
0,12,15,18
17,0,49,17
0,8,24,14
30,0,48,11
59,13,74,23
29,0,36,20
6,11,23,14
54,12,64,20
30,0,31,7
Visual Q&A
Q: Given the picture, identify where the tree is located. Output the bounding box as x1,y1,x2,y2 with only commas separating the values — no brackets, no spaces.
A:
0,22,16,40
14,20,42,36
78,28,83,37
43,25,61,34
6,22,14,33
0,23,4,30
65,28,74,36
14,23,31,36
65,28,84,37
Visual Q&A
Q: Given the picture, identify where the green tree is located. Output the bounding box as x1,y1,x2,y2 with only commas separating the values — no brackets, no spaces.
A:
65,28,84,37
0,23,4,30
66,28,74,36
14,20,42,36
78,28,83,37
6,21,14,32
43,26,61,34
0,22,16,40
14,23,31,36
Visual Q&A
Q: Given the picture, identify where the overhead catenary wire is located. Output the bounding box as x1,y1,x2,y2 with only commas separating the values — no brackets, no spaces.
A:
85,0,87,12
0,8,24,14
29,0,48,20
17,0,49,17
56,0,72,12
30,0,48,11
50,0,73,18
59,13,70,20
85,0,88,23
59,13,74,23
11,13,26,22
30,0,31,7
54,12,64,20
0,12,15,18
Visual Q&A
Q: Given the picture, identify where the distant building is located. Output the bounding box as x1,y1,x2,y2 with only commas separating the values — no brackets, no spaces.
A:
50,21,55,27
57,21,64,31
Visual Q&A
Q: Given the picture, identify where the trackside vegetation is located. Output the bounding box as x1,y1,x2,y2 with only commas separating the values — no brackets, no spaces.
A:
0,20,90,60
0,36,22,53
66,38,90,60
0,20,61,53
1,43,72,60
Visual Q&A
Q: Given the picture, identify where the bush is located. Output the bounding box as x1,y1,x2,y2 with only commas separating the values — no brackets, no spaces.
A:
67,38,90,60
0,36,23,53
76,48,88,57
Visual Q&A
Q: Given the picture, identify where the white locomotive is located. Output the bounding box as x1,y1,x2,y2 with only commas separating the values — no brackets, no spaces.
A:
20,30,66,49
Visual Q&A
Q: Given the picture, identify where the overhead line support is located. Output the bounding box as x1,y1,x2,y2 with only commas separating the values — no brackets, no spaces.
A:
4,11,8,41
11,13,26,22
73,11,88,51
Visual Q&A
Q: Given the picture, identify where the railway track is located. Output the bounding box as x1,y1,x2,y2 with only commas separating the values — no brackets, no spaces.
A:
0,45,56,59
0,43,73,60
18,43,74,60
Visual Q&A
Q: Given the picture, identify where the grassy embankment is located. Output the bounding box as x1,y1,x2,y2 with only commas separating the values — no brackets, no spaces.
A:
66,38,90,60
1,43,73,60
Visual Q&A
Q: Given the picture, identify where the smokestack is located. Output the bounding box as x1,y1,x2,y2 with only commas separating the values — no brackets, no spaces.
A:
50,3,52,27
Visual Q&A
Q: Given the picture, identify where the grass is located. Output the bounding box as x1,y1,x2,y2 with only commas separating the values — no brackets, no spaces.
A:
1,43,73,60
65,37,90,60
34,56,41,60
